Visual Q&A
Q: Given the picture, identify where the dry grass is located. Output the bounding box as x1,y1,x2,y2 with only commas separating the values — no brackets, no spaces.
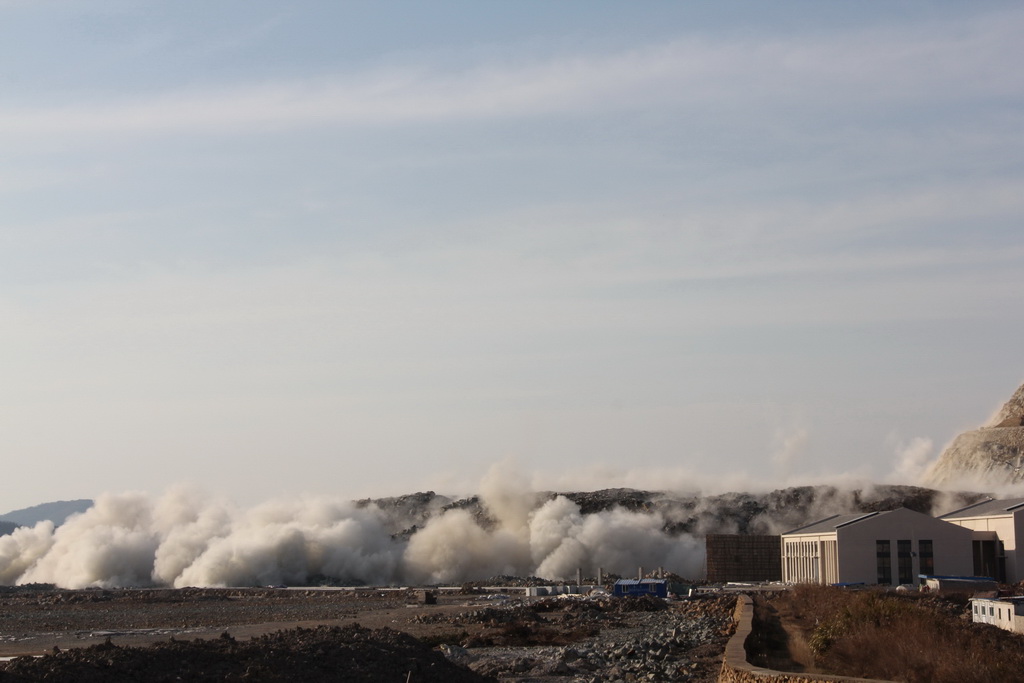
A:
776,585,1024,683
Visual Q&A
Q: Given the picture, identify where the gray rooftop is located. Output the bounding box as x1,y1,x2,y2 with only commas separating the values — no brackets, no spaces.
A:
782,511,888,536
940,497,1024,519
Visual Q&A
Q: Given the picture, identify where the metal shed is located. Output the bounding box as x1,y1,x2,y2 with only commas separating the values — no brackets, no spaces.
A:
612,579,668,598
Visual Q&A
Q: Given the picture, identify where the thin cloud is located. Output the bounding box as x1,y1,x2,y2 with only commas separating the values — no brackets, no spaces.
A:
446,178,1024,286
0,7,1021,138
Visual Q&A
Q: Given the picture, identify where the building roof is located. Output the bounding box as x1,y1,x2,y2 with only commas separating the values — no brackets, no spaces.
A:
940,497,1024,519
972,595,1024,603
782,511,885,536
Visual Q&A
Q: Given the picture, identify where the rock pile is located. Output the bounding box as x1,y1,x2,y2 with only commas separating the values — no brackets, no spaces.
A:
356,484,981,545
460,575,557,590
0,585,735,682
438,594,736,682
927,381,1024,486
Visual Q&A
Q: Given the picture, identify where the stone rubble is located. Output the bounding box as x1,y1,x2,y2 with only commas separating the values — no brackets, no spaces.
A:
0,585,734,682
440,595,736,682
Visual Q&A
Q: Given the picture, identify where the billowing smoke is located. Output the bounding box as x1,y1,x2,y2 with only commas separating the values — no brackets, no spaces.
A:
404,509,530,584
4,461,985,590
17,493,159,588
528,496,702,579
770,426,809,475
0,521,55,585
885,436,935,485
0,469,707,589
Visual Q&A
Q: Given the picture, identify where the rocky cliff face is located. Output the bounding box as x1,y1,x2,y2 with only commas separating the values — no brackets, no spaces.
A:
926,382,1024,486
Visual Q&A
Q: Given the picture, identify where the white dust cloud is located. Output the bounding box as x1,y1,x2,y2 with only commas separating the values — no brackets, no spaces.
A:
0,469,706,589
886,436,935,485
771,426,809,472
0,521,55,585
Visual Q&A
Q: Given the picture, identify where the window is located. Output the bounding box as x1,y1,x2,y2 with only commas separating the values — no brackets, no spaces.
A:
876,540,892,585
897,540,913,585
919,540,934,576
783,539,821,583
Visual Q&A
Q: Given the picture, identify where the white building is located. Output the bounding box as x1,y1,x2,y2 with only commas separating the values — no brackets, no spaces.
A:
940,497,1024,584
781,508,974,586
971,596,1024,633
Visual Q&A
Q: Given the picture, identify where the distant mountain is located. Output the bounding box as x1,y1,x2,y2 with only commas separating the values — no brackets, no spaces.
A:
0,499,93,528
0,521,17,536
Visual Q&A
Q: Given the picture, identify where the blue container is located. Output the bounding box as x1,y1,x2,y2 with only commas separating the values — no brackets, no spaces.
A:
612,579,668,598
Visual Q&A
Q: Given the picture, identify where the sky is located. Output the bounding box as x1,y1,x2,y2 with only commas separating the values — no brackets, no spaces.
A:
2,1,1024,511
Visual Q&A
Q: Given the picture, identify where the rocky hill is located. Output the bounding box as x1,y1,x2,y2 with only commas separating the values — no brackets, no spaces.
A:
359,484,986,540
927,381,1024,487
